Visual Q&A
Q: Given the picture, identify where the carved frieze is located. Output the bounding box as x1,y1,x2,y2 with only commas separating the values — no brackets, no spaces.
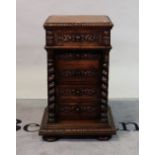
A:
46,30,110,46
56,32,99,42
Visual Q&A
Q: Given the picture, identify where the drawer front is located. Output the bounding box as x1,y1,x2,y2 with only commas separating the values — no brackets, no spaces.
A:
55,60,101,84
46,28,111,47
56,60,100,70
55,85,101,102
57,103,101,120
56,69,99,84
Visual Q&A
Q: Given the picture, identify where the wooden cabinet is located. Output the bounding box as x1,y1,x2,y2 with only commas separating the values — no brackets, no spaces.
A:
39,16,116,141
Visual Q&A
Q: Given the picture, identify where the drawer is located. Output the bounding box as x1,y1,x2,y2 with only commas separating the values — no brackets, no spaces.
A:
45,28,111,48
56,68,100,84
56,103,101,120
55,85,101,102
55,59,100,70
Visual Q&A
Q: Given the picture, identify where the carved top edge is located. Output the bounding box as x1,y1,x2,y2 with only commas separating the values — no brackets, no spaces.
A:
44,15,113,28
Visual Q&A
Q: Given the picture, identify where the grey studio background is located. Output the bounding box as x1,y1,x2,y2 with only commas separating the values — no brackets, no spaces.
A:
16,0,139,99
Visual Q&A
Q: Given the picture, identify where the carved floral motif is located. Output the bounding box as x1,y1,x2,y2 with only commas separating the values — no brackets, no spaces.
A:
58,88,98,96
59,105,97,113
56,33,99,42
46,30,110,46
58,69,98,78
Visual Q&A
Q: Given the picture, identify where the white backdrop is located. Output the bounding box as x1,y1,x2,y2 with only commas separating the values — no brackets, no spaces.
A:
16,0,139,99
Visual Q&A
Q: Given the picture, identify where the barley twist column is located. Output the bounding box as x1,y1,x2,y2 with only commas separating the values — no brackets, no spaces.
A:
100,51,109,123
47,52,55,123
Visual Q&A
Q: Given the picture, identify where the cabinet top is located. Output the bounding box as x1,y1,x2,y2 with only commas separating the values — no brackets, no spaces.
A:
44,15,113,28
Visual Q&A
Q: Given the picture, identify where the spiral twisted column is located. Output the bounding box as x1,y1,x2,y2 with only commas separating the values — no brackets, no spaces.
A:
47,52,55,123
100,51,109,123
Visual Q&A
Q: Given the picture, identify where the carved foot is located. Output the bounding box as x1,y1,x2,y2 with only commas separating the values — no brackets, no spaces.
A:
97,135,112,141
42,136,59,142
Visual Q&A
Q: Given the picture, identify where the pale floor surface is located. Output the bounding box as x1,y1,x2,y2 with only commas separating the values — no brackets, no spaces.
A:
16,99,139,155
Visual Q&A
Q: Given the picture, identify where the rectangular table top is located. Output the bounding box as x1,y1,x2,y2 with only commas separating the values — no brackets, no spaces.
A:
44,15,113,27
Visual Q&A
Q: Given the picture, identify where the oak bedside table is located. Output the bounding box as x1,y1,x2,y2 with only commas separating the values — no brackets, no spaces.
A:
39,15,116,141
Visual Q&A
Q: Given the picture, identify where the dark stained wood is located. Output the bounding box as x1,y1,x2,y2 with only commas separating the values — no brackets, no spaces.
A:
39,15,116,141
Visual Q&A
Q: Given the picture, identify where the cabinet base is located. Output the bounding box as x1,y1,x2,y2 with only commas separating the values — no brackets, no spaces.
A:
39,106,116,141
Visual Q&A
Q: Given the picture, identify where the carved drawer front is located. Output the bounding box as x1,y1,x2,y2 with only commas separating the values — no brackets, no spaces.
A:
55,85,101,102
57,103,100,120
54,51,102,84
56,69,99,84
46,29,111,47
